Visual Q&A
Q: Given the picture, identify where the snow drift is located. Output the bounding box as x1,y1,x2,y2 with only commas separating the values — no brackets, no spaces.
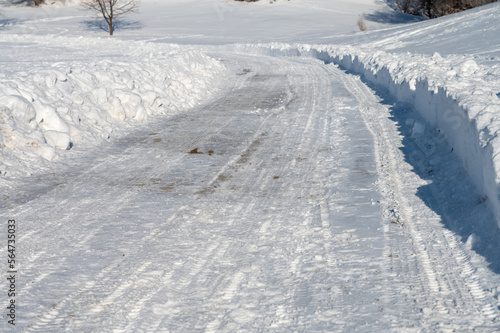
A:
0,36,225,176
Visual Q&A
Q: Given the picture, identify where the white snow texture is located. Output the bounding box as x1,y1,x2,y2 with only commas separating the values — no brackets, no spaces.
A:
4,0,500,331
0,37,224,172
234,42,500,228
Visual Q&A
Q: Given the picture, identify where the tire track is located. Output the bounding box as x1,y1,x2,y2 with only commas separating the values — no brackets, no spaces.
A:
338,65,499,330
9,52,499,332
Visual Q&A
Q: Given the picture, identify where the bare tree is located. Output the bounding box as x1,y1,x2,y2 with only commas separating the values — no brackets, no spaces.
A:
393,0,414,13
81,0,140,35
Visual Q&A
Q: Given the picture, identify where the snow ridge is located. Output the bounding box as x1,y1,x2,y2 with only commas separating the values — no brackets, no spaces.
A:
0,37,225,176
228,43,500,229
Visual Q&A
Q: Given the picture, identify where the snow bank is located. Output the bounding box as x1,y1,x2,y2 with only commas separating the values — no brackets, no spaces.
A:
324,47,500,228
0,38,225,176
228,43,500,228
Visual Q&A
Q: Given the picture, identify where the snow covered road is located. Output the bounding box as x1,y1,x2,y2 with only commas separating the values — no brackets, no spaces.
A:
3,54,500,331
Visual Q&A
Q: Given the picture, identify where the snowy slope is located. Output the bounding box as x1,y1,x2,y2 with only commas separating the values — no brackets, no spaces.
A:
0,0,402,42
2,0,500,331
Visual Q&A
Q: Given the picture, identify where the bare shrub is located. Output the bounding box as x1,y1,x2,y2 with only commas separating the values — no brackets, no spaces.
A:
357,14,367,31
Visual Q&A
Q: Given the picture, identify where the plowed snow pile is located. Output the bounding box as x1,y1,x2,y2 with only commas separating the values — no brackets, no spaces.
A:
0,36,225,176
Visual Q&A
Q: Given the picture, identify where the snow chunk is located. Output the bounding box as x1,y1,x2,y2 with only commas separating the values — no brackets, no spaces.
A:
460,59,479,76
44,130,71,150
0,95,37,125
465,233,480,250
114,90,147,121
34,101,70,133
34,145,56,161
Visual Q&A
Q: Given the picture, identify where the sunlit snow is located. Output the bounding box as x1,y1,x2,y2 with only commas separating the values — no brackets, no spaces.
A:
2,0,500,331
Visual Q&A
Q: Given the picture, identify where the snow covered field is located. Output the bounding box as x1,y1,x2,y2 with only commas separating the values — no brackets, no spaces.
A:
2,0,500,331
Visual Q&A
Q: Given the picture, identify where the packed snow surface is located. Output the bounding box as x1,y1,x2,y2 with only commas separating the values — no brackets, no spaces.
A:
2,0,500,331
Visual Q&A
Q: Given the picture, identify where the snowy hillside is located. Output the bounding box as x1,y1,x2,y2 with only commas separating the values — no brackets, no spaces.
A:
2,0,500,331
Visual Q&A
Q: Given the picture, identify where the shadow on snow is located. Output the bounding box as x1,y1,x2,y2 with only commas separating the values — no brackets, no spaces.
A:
313,50,500,275
0,18,24,29
81,19,144,34
315,51,500,274
355,76,500,274
364,10,425,24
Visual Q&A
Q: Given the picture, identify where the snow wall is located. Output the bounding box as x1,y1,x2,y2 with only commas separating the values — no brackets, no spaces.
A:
0,40,225,175
228,43,500,229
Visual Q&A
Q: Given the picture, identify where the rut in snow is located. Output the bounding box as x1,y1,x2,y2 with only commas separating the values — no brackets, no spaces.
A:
2,54,499,332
